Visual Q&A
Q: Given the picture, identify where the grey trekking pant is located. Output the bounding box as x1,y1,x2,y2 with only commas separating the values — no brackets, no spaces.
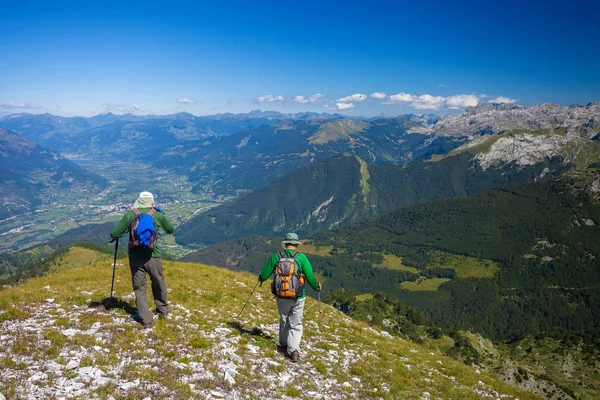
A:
129,254,168,327
276,297,306,355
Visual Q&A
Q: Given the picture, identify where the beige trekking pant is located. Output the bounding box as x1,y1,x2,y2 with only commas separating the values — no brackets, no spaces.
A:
276,297,306,355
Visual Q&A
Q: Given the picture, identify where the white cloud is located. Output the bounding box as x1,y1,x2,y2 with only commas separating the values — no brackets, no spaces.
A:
1,102,43,110
389,92,416,103
488,96,519,104
101,103,141,113
336,102,355,110
386,92,480,110
308,93,326,104
177,98,197,104
370,92,387,99
446,94,479,109
294,95,308,104
336,93,367,103
256,95,285,103
294,93,327,104
412,94,446,110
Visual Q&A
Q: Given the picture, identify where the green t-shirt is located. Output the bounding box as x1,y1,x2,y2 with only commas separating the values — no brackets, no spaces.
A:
258,249,319,298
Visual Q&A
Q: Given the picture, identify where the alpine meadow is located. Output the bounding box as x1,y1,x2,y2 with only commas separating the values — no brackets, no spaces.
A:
1,1,600,399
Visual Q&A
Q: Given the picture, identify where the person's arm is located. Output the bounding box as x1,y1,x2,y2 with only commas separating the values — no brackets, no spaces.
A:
110,212,132,240
156,212,174,234
258,253,279,283
300,254,320,291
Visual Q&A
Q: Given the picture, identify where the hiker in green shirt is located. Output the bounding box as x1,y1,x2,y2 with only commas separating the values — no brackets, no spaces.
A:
110,191,174,331
258,232,321,363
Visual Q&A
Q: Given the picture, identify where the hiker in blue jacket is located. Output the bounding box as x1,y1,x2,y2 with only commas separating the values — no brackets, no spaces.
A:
110,191,174,330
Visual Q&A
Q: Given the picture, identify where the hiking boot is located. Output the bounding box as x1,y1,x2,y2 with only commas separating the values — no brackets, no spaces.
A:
290,350,300,363
130,313,142,323
277,344,287,353
142,324,153,333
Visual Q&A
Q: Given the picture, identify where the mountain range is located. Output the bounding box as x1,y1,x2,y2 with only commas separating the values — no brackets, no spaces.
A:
0,128,107,220
2,103,600,398
176,127,598,246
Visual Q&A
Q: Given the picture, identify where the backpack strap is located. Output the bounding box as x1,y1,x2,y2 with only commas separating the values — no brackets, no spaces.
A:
132,208,141,216
148,208,157,216
277,251,284,260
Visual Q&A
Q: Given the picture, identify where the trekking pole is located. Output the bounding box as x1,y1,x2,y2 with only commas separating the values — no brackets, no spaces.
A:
318,289,323,329
237,281,261,320
110,238,119,299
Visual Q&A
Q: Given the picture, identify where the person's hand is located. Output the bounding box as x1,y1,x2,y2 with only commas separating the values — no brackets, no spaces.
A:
317,282,322,292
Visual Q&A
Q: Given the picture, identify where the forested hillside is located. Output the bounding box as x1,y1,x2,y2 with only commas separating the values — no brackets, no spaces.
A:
176,133,575,247
185,169,600,342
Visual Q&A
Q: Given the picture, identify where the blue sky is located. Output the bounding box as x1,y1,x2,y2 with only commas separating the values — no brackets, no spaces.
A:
1,0,598,117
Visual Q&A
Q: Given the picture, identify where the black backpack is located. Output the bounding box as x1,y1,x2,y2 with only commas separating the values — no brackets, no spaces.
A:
271,251,305,298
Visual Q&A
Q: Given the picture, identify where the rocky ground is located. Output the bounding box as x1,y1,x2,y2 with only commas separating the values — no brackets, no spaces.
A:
0,253,540,399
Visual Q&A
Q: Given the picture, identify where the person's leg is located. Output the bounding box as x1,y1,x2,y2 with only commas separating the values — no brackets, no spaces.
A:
286,297,306,355
276,298,294,347
130,254,153,327
147,257,168,316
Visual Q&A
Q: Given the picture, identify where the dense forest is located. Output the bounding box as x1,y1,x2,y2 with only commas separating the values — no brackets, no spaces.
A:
187,169,600,342
176,148,572,246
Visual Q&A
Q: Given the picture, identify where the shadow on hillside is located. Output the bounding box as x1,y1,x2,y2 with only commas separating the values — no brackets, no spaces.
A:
228,321,274,340
88,298,137,314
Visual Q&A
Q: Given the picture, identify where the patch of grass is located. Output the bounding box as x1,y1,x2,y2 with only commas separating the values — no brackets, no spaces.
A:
356,293,374,301
54,316,70,327
12,335,36,354
374,254,419,273
299,242,333,257
72,333,97,348
0,306,30,321
189,335,211,349
284,386,302,397
43,328,67,355
400,277,451,291
313,359,328,374
0,356,17,369
427,250,500,278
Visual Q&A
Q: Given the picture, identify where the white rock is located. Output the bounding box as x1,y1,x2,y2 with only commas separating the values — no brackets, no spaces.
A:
95,376,113,386
45,298,55,303
119,381,138,391
62,329,81,337
342,382,352,388
66,360,79,370
246,344,260,354
209,391,225,398
224,370,236,385
229,353,242,363
44,361,63,372
28,371,47,382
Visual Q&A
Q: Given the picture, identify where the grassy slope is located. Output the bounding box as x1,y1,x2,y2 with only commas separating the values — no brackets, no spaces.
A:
0,247,539,400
